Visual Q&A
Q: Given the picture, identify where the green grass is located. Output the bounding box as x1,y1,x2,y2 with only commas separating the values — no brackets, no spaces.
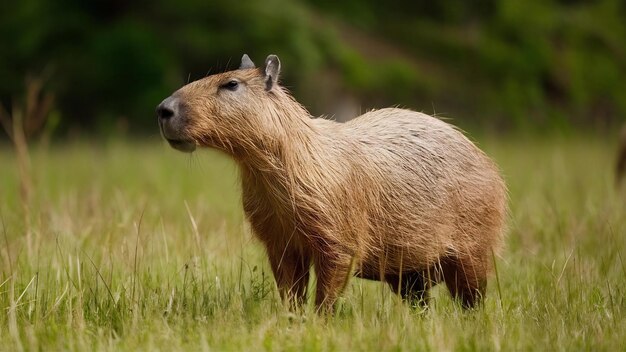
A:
1,135,624,351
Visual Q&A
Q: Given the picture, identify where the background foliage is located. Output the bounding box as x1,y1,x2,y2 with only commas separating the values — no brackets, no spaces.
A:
1,0,625,136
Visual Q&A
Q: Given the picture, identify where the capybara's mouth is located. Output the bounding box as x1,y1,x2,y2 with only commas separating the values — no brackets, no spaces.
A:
166,138,196,153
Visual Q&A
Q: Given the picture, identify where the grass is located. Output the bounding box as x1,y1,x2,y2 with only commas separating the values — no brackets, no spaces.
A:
0,135,624,351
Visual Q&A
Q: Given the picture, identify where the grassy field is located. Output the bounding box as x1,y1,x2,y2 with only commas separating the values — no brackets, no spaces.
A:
0,135,624,351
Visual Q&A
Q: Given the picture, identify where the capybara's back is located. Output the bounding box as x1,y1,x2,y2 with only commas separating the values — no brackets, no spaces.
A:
157,54,508,312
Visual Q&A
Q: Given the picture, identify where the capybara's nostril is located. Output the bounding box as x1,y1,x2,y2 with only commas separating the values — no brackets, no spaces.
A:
157,105,174,120
156,96,179,120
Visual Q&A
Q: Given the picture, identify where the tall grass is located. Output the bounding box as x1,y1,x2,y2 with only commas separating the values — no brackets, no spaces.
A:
1,136,624,351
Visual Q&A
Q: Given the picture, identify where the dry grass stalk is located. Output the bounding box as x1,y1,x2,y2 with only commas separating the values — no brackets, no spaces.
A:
0,74,54,256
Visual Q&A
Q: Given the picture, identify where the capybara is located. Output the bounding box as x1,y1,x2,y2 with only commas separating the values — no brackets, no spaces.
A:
157,54,508,312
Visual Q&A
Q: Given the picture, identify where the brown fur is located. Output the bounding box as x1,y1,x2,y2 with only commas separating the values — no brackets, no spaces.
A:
157,55,508,312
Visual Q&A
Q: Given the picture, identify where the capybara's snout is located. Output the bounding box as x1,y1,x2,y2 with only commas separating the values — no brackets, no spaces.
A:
157,95,196,152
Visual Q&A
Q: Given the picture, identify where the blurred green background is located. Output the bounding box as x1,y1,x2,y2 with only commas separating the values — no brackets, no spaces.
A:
1,0,625,137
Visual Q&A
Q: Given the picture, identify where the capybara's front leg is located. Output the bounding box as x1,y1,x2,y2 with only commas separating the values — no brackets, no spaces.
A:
313,253,352,314
267,246,311,310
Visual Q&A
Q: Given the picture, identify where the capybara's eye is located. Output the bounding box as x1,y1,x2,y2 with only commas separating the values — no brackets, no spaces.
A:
220,80,239,91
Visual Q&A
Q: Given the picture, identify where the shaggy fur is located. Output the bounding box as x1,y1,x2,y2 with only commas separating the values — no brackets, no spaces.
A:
157,55,508,312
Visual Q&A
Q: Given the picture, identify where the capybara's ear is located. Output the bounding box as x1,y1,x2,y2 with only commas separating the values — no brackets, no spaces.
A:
264,54,281,91
240,54,255,69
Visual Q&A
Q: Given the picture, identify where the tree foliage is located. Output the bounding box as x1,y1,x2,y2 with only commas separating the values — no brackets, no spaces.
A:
0,0,624,135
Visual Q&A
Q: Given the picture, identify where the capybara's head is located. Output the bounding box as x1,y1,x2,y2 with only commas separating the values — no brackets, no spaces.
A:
157,54,283,153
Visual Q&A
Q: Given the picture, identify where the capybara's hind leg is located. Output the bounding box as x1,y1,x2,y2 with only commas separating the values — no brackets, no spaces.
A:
441,256,487,309
386,271,431,308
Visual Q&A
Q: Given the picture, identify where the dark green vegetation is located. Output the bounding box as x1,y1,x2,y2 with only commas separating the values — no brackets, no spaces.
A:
1,0,625,134
1,137,624,350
